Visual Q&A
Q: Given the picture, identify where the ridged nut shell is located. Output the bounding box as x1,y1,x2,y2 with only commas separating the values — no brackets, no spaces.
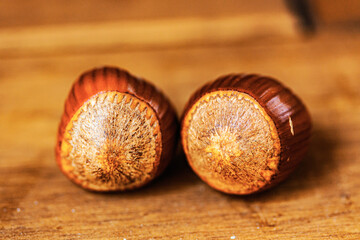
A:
181,74,312,195
56,66,179,191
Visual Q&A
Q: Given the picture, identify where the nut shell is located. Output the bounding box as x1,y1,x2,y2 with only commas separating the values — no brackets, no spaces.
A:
56,66,178,191
181,74,312,195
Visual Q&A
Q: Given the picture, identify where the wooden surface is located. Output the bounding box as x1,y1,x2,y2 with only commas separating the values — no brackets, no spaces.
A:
312,0,360,25
1,1,360,239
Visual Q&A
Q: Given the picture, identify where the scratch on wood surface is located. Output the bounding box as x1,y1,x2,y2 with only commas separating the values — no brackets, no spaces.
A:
252,205,276,228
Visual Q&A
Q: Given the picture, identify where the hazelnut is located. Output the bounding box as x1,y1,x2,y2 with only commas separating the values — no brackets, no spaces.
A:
181,74,311,195
56,67,178,191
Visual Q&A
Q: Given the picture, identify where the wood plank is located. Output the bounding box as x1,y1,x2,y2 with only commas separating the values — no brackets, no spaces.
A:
312,0,360,25
0,13,297,58
1,29,360,239
0,0,287,28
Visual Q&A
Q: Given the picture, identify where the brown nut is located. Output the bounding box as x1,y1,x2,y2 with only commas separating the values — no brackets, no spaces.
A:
181,74,311,195
56,66,178,191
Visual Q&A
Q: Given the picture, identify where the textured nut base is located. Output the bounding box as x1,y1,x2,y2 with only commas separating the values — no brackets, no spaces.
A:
60,91,161,191
182,90,281,194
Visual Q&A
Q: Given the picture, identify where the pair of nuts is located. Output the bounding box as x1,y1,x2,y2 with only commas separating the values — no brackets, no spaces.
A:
56,66,311,195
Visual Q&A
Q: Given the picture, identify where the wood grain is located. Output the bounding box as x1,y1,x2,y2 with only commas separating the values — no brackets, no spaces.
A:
0,0,288,27
1,1,360,239
0,13,297,58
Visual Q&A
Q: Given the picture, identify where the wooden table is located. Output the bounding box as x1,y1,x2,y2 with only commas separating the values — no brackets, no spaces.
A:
1,1,360,239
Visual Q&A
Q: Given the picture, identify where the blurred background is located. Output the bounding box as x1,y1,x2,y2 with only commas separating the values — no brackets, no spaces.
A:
1,0,360,113
1,0,360,239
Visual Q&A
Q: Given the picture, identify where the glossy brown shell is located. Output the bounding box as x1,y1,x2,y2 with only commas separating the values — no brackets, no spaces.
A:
181,74,312,194
56,66,179,191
